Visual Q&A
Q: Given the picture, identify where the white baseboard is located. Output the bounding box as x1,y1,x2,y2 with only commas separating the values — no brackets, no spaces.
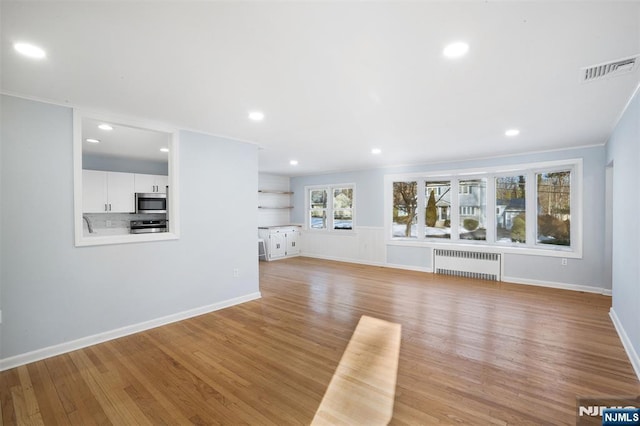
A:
301,252,387,268
0,292,262,372
301,253,433,273
303,254,610,289
502,275,612,295
609,308,640,382
384,263,433,273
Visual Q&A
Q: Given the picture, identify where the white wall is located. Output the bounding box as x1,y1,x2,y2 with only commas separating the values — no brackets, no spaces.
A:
83,154,169,175
606,86,640,379
0,95,260,364
291,146,609,293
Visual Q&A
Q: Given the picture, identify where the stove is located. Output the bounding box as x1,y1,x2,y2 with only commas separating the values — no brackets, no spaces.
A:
130,219,167,234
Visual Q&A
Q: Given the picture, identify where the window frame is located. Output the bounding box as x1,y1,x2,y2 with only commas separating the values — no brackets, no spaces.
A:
73,109,180,247
384,159,583,258
305,183,356,232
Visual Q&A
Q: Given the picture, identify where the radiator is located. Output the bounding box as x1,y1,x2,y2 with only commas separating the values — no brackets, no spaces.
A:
433,249,501,281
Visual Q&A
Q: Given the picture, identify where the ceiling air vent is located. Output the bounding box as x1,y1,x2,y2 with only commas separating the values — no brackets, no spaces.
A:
581,55,639,83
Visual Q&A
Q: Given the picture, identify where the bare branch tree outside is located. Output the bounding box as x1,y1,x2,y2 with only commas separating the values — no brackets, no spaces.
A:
392,181,417,237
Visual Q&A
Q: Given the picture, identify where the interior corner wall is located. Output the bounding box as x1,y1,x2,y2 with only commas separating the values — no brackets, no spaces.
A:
605,85,640,377
0,95,260,361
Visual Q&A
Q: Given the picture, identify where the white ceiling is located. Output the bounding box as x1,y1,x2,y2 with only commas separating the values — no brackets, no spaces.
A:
82,117,170,163
2,1,640,176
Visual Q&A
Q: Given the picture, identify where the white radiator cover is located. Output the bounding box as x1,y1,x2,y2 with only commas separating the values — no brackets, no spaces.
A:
433,249,501,281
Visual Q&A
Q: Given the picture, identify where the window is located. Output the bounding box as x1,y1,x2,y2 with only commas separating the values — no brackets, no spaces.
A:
333,187,353,230
73,109,180,247
458,179,487,240
496,175,526,243
393,181,417,238
307,184,355,231
385,159,581,257
309,189,327,229
536,171,570,246
425,180,451,239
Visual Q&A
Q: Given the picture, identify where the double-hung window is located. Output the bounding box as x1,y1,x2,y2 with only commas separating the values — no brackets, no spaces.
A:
307,184,355,231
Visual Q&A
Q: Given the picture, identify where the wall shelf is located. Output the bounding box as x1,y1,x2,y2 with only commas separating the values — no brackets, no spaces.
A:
258,189,294,209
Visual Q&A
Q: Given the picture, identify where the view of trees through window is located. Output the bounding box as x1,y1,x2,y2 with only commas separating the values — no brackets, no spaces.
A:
425,181,451,238
308,185,355,230
537,171,571,246
389,163,575,250
333,188,353,230
309,189,327,229
496,176,526,243
392,182,417,238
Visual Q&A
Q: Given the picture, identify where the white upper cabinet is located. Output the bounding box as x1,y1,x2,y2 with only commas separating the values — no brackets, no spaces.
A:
83,170,108,213
155,175,168,193
83,170,135,213
108,172,136,212
135,173,168,193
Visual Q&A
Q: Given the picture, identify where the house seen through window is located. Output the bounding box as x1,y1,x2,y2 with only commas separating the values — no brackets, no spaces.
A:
388,161,576,252
308,185,354,230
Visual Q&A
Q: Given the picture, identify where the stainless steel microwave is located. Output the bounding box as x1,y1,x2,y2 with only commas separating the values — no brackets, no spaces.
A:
135,193,167,214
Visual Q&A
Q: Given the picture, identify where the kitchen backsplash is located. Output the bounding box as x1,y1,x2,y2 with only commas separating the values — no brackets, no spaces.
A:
83,213,166,232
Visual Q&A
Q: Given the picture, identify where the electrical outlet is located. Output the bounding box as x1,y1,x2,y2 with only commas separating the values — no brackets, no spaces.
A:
233,268,239,277
561,258,568,266
106,220,112,227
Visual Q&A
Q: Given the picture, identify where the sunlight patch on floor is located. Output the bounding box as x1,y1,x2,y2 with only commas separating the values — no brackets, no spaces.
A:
312,315,402,425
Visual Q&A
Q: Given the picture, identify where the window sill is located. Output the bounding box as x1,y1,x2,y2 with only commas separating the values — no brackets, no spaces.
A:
76,232,179,247
386,238,582,259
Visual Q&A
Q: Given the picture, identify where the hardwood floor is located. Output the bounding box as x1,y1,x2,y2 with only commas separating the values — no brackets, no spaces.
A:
2,257,639,425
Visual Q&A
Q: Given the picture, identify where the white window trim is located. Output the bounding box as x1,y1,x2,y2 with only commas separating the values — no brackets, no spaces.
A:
384,159,583,258
73,109,180,247
305,183,356,233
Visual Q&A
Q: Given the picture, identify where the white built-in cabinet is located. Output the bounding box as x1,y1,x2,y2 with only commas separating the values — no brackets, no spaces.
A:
258,226,300,260
82,170,135,213
135,173,168,193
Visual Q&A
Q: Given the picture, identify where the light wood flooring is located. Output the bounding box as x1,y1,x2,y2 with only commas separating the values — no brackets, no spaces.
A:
2,257,639,425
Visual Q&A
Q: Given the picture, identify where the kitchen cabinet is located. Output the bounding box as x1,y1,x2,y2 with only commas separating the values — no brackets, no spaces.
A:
258,226,301,260
135,174,168,193
83,170,135,213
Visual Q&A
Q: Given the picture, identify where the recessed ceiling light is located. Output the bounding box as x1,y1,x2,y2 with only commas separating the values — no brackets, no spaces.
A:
98,124,113,131
505,129,520,137
160,148,169,153
443,42,469,59
14,42,46,59
371,148,382,155
289,160,299,166
85,138,100,144
249,111,265,121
